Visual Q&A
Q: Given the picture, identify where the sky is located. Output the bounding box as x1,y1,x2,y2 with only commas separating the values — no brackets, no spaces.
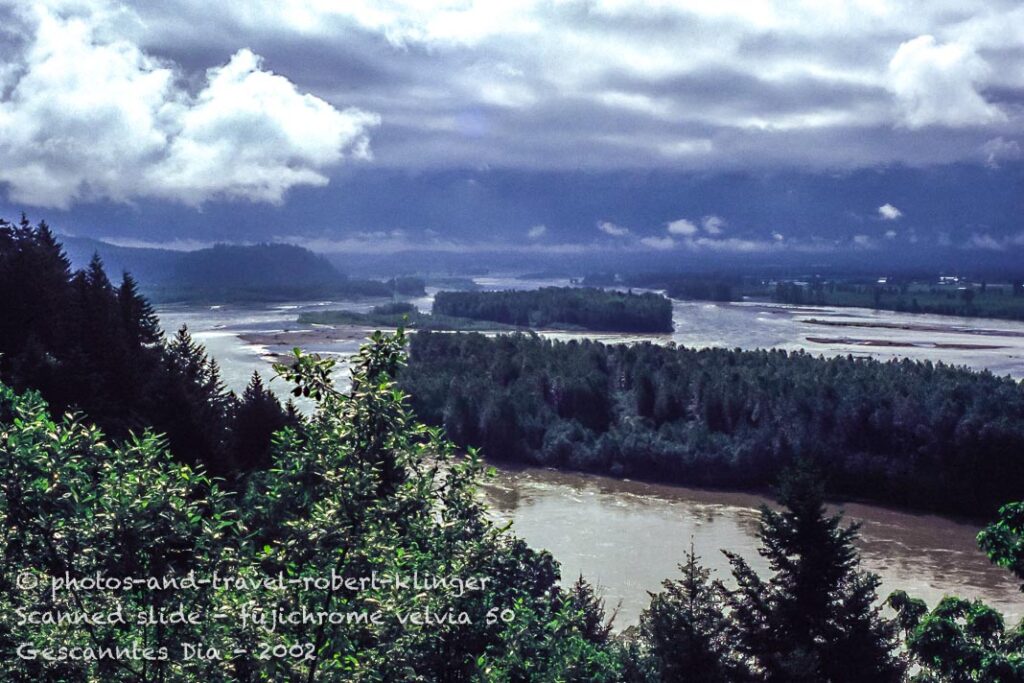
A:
0,0,1022,269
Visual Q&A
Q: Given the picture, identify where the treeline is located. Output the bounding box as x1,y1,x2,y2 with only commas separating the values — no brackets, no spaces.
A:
0,216,293,476
432,286,674,333
585,272,743,302
774,279,1024,321
298,301,519,331
401,331,1024,517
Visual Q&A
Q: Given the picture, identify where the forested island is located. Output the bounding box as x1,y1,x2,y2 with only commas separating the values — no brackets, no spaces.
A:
432,287,674,333
585,272,742,303
401,331,1024,517
2,218,1023,680
298,301,518,331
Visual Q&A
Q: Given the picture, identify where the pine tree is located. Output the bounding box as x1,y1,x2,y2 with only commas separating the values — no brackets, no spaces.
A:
566,574,616,645
724,463,903,682
155,325,237,473
637,546,750,682
229,371,290,470
118,272,161,346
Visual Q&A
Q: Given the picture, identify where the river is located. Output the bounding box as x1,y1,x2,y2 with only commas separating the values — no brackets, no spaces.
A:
155,282,1024,627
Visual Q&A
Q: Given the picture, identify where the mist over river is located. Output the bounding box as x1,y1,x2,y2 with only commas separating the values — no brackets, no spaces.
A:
156,281,1024,627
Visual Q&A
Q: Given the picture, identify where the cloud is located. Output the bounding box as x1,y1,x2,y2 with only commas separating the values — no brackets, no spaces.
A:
878,203,902,220
527,224,547,238
24,0,1021,176
666,218,698,235
772,232,784,241
0,6,379,208
887,35,1005,129
598,220,630,236
982,137,1022,168
884,229,897,239
99,236,217,251
966,233,1004,250
640,235,674,250
853,234,874,248
701,215,726,234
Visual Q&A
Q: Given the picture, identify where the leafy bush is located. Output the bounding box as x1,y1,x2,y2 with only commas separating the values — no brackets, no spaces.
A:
0,330,622,681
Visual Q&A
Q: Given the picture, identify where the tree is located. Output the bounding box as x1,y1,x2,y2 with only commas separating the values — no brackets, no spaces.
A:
978,502,1024,592
228,371,290,470
889,592,1024,682
886,500,1024,681
636,547,750,682
1,330,625,681
723,463,903,682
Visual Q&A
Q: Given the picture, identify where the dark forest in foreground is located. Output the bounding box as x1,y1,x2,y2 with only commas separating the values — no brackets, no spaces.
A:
401,331,1024,517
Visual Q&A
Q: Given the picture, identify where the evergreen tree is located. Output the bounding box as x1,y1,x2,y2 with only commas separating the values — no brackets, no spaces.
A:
723,463,903,682
565,574,616,645
117,272,161,346
155,325,236,473
228,371,290,470
637,547,750,682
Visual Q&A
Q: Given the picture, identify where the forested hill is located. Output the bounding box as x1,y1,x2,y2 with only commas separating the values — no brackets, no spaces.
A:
401,331,1024,517
59,235,423,302
1,218,296,475
432,287,674,333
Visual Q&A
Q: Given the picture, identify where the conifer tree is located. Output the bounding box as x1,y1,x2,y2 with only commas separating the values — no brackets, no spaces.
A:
637,547,750,682
229,371,290,470
118,272,161,346
723,463,903,682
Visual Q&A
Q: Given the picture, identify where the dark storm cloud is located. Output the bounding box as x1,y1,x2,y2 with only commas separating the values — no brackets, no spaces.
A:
1,0,1023,259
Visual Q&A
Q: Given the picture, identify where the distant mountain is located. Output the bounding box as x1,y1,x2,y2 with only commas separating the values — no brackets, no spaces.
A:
58,236,397,302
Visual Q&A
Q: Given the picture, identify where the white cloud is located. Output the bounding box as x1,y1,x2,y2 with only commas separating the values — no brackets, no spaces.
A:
878,203,902,220
4,0,1024,189
0,7,379,208
682,236,766,253
99,236,216,251
884,229,897,239
772,232,784,241
701,215,726,234
598,220,630,236
982,137,1022,168
967,233,1003,250
666,218,698,235
527,224,547,238
887,35,1005,129
853,234,874,247
640,235,675,250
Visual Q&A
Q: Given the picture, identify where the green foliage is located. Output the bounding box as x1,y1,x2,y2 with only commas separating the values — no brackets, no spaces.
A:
0,330,622,681
889,593,1024,682
772,278,1024,322
723,464,904,682
432,287,674,333
978,502,1024,592
401,331,1024,516
0,219,293,476
634,548,750,682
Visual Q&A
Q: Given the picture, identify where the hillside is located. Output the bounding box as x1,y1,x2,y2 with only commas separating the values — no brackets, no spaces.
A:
59,236,401,302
